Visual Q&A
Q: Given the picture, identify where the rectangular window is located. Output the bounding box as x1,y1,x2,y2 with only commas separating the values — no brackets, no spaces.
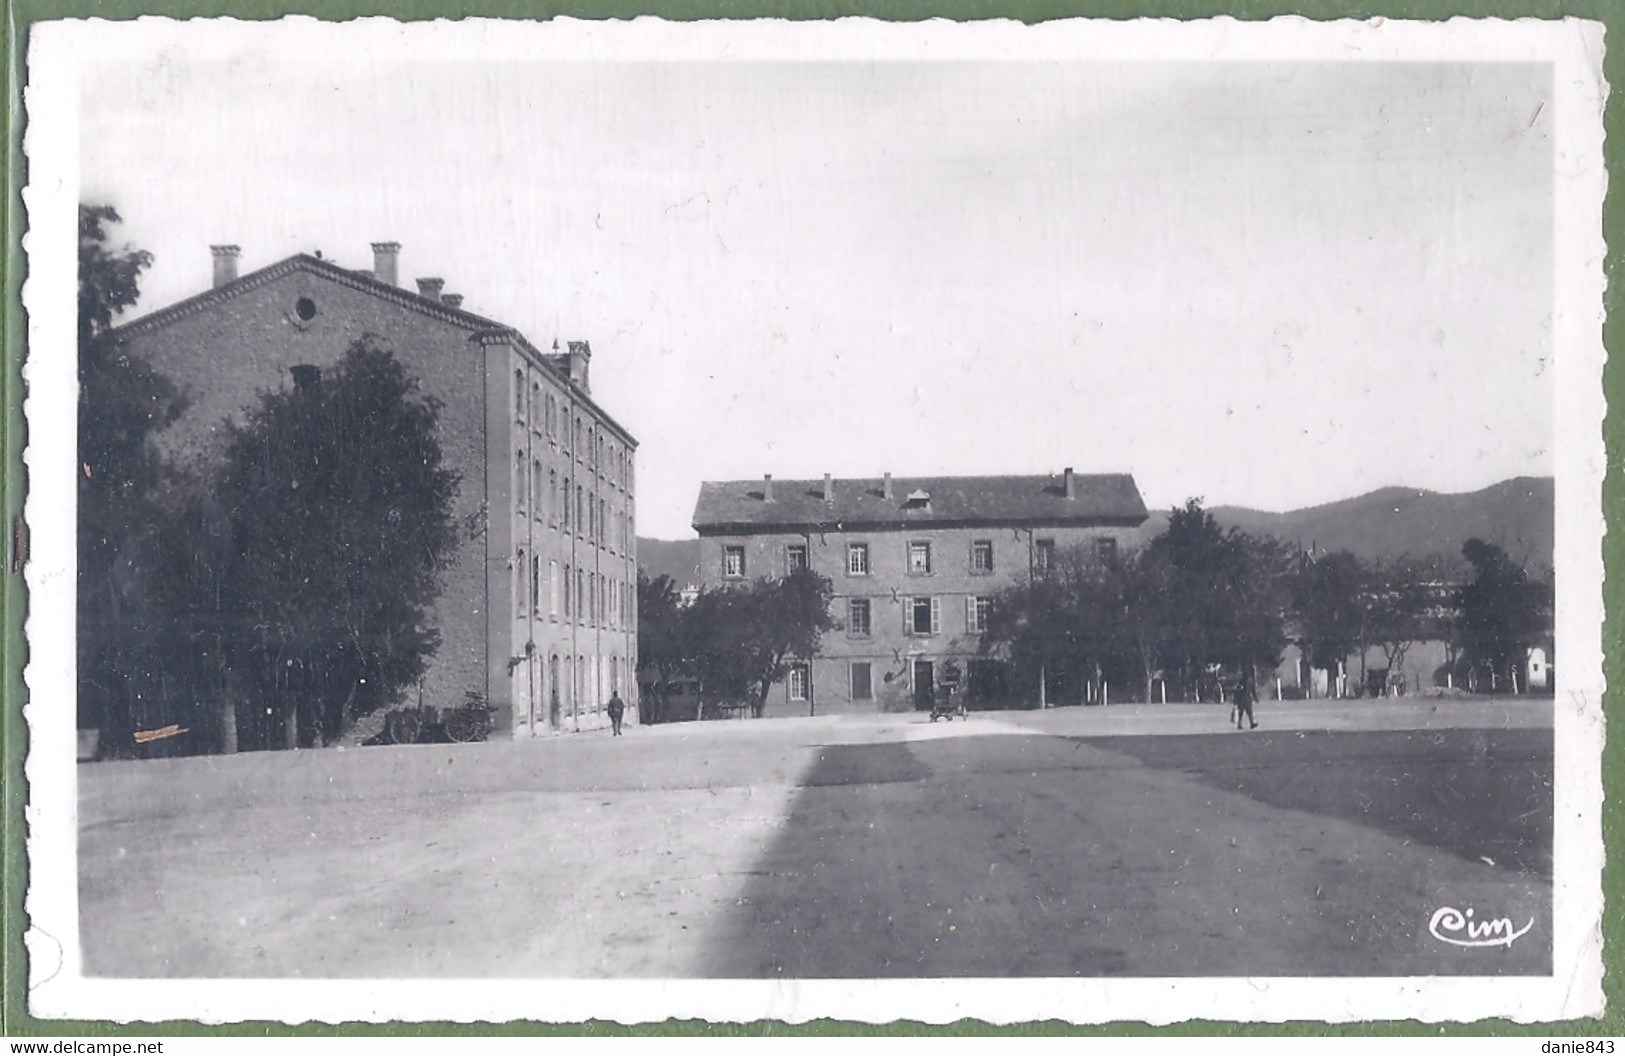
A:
1035,538,1056,575
851,662,873,701
515,549,527,614
563,564,572,617
847,598,871,637
847,543,869,576
788,664,810,702
909,596,940,636
967,595,992,634
723,545,746,579
1094,536,1119,564
531,555,541,614
786,544,808,573
908,541,933,575
550,560,559,616
971,540,994,574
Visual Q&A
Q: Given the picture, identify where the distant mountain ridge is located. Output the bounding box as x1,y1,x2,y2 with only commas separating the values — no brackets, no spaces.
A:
1189,476,1553,573
639,476,1555,583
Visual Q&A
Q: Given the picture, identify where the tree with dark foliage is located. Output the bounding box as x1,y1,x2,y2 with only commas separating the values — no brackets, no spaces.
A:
77,205,192,752
197,338,459,748
686,568,835,718
1145,499,1291,698
981,502,1290,705
1290,548,1366,693
636,572,689,724
982,548,1138,707
1456,538,1545,692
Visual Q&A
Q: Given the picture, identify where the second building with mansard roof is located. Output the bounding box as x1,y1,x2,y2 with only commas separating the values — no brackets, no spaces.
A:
108,241,638,742
691,469,1148,716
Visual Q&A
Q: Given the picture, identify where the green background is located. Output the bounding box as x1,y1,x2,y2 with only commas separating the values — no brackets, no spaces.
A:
3,0,1619,1038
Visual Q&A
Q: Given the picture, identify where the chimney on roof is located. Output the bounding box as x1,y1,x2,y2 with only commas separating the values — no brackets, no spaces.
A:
823,474,833,502
1064,467,1076,500
883,472,893,501
442,293,464,309
567,341,592,394
370,242,400,286
763,474,775,502
416,277,445,302
210,245,241,288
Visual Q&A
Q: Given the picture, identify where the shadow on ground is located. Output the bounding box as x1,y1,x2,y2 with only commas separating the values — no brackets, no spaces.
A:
706,728,1552,978
1081,728,1553,876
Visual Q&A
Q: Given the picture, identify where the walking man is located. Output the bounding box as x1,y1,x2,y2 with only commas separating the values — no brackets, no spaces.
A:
1235,669,1257,730
607,691,625,737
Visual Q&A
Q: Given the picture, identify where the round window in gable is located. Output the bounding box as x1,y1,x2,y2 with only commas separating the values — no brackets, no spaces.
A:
295,297,317,322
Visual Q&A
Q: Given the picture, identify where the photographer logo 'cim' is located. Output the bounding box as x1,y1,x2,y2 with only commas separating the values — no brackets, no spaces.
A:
1429,906,1534,949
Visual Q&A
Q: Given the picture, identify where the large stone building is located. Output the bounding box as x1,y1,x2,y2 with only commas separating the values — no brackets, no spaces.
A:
691,470,1148,715
108,242,638,739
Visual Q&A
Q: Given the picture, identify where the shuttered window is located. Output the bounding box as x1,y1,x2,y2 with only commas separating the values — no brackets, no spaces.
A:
908,597,939,636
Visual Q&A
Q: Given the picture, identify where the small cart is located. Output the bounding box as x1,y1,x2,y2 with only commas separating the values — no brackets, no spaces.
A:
381,691,494,745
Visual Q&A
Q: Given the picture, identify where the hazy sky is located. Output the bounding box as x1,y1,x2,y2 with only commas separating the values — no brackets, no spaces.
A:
77,33,1555,538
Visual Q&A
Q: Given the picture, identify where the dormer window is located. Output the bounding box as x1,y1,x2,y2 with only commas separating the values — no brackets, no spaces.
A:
904,489,931,510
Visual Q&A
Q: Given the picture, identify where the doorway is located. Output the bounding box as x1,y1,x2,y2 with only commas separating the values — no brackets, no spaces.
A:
913,659,935,711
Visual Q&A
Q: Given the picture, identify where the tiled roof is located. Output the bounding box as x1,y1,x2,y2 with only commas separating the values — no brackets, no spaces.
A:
112,253,508,337
693,473,1148,532
108,253,637,447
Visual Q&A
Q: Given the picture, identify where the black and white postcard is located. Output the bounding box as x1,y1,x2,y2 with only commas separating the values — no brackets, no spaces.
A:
21,15,1607,1025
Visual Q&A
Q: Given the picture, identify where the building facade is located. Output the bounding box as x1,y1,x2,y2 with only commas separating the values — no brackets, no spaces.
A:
109,242,638,739
692,470,1148,715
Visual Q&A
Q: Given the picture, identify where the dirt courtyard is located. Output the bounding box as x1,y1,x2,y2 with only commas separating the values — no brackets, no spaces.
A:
77,697,1552,978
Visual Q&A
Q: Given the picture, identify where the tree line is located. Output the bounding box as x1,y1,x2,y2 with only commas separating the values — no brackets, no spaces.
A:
982,500,1553,706
638,568,835,722
79,206,458,756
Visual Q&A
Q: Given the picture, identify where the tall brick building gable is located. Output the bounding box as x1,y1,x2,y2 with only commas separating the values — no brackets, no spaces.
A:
692,470,1147,715
109,243,638,738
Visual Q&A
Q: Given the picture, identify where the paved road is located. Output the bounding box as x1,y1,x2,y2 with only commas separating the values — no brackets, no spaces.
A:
78,697,1552,978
